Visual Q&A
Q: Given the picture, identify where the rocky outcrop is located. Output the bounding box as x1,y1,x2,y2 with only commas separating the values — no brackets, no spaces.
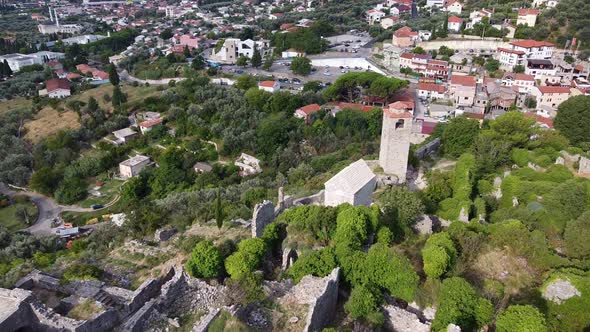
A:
383,304,430,332
579,156,590,175
542,278,581,304
154,228,177,242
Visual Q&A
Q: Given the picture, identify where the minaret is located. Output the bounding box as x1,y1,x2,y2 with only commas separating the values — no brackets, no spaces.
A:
378,103,413,183
54,9,59,26
49,6,54,21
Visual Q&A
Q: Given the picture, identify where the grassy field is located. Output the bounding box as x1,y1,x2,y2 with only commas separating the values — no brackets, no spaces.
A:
68,83,160,113
61,200,124,226
78,178,125,208
24,107,81,144
0,199,38,232
0,97,32,116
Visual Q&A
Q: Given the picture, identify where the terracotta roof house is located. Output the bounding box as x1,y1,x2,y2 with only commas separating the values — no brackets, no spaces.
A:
294,104,322,123
44,78,71,98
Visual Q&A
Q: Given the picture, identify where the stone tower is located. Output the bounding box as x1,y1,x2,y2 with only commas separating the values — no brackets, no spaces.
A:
379,103,413,183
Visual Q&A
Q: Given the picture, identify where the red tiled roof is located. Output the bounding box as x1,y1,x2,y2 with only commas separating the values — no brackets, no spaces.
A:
448,16,463,23
514,73,535,81
537,86,570,94
394,26,418,38
333,102,373,112
66,73,81,80
297,104,321,115
518,9,539,15
525,112,553,128
93,70,109,80
445,0,461,7
46,78,70,92
139,118,163,128
510,39,554,49
259,80,277,88
384,106,413,118
76,64,93,74
418,83,446,93
451,75,476,87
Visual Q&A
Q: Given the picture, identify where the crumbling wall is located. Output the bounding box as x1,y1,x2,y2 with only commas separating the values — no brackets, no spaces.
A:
383,304,430,332
128,267,175,313
252,200,275,238
193,308,221,332
293,190,325,206
118,299,156,332
304,268,340,332
415,138,441,160
76,308,119,332
157,266,188,309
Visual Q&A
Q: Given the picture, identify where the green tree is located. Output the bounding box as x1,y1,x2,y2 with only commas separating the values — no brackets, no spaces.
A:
379,186,424,230
111,85,127,109
495,305,547,332
29,167,61,195
191,54,206,70
235,74,257,90
108,64,119,86
287,247,337,283
54,176,86,204
513,65,525,73
485,58,500,72
251,47,262,68
183,45,191,58
291,56,312,76
412,46,426,54
422,232,457,279
344,285,385,327
432,277,479,331
303,80,323,92
185,241,223,278
215,187,223,230
262,54,274,71
439,15,449,38
554,96,590,147
160,28,173,40
564,211,590,258
236,55,249,67
441,117,480,157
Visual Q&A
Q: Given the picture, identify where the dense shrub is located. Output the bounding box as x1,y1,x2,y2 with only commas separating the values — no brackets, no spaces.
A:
287,247,337,283
185,241,223,279
495,305,547,332
422,232,457,279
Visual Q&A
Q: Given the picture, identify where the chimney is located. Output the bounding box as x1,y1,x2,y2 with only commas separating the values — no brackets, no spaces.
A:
49,6,53,21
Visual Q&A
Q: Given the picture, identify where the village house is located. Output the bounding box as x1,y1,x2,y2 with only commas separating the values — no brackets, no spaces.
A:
447,16,463,33
193,162,213,173
294,104,322,124
324,159,376,207
40,78,71,98
449,75,477,107
258,80,280,93
531,86,572,116
392,26,419,48
516,9,539,27
426,0,444,8
444,0,463,14
399,53,450,81
533,0,558,8
208,38,270,64
466,8,493,29
119,155,151,179
111,128,138,145
365,9,386,25
139,118,164,134
525,59,557,81
417,82,446,100
502,73,536,94
0,51,64,72
281,49,306,58
497,40,554,70
381,16,403,30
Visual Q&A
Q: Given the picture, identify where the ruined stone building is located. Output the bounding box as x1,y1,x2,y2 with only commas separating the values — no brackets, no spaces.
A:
324,159,376,207
379,104,413,183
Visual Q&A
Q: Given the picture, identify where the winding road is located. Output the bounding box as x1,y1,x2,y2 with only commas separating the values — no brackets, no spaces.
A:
0,183,119,236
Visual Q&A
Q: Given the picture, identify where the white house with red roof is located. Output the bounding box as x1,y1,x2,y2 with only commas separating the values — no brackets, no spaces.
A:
444,0,463,14
365,9,386,25
294,104,322,124
502,73,536,94
466,8,493,29
139,118,164,134
417,83,447,100
516,9,539,27
447,16,463,33
449,75,477,107
497,40,554,70
258,80,280,93
42,78,71,98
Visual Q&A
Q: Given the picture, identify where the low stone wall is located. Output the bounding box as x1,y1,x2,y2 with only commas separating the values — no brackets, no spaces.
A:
293,190,325,206
193,308,221,332
76,309,119,332
128,267,175,313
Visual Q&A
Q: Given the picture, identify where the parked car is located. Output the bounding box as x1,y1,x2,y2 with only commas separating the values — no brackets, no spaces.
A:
91,204,104,210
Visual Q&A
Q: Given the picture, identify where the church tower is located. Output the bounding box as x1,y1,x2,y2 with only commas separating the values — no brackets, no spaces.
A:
379,103,413,183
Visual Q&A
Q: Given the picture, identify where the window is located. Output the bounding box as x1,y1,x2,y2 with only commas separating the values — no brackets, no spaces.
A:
396,119,405,129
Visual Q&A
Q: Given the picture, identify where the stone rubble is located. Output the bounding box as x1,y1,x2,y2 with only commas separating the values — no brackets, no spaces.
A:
542,278,581,304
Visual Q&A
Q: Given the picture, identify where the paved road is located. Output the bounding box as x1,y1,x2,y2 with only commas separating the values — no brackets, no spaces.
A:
0,182,119,236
